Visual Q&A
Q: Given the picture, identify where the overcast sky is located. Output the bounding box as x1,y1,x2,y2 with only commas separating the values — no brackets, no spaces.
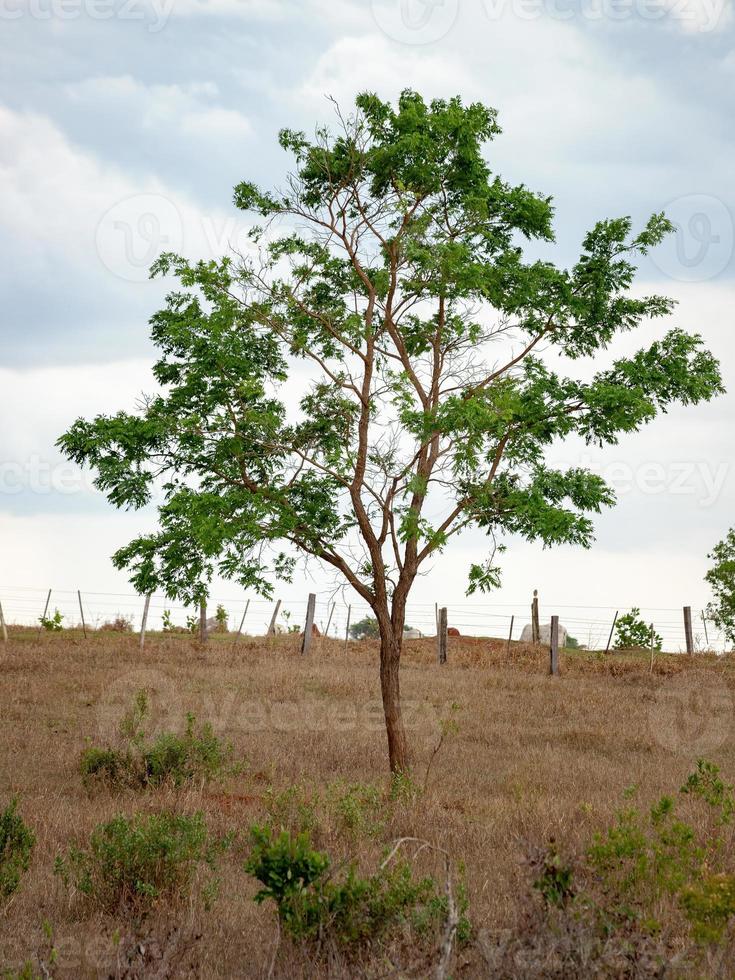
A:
1,0,734,641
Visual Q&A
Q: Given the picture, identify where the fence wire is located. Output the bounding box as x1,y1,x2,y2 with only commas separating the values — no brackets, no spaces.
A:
0,585,727,654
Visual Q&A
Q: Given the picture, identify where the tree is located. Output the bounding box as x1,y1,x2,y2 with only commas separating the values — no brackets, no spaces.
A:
705,529,735,646
614,608,662,651
58,91,723,773
349,616,380,640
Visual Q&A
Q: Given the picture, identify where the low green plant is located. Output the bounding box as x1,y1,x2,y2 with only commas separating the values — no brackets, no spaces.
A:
587,794,702,929
530,841,575,908
614,608,662,651
681,758,735,826
215,604,229,632
327,782,385,837
39,609,64,633
245,825,452,946
680,873,735,943
54,811,226,912
280,610,300,634
549,760,735,947
0,799,35,897
2,963,41,980
80,691,233,790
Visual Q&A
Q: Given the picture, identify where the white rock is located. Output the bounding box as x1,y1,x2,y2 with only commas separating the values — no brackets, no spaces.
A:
520,622,569,647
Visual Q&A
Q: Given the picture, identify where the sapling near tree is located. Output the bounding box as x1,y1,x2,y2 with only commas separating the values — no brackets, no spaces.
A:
59,91,723,773
705,529,735,646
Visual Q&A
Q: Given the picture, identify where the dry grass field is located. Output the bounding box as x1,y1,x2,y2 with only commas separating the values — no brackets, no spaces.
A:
1,629,734,978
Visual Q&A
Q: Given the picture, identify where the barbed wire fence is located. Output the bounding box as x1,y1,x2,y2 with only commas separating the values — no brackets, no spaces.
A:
0,584,728,654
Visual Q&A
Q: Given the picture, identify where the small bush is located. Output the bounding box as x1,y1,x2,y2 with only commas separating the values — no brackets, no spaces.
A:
245,825,460,947
680,873,735,943
614,608,662,651
214,605,229,632
54,811,225,912
39,609,64,633
0,799,35,897
521,759,735,962
80,692,233,790
100,615,133,633
328,782,385,837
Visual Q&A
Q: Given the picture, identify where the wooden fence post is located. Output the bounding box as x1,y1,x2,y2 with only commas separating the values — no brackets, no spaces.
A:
549,614,559,676
683,606,694,656
0,601,7,643
235,599,250,644
437,607,448,665
199,599,208,644
267,599,281,636
649,623,655,673
531,589,540,645
301,593,316,655
506,614,514,657
324,601,335,637
701,611,710,650
37,589,52,635
344,604,351,650
77,590,88,640
139,594,151,650
605,611,618,654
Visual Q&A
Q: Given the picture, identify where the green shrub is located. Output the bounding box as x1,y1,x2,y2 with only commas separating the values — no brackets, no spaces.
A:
539,760,735,948
39,609,64,632
80,692,233,790
681,758,735,825
614,608,662,651
587,794,702,929
327,782,385,837
530,841,575,908
215,604,229,632
0,799,35,897
262,784,318,835
80,747,130,786
245,825,462,947
680,873,735,943
54,811,225,912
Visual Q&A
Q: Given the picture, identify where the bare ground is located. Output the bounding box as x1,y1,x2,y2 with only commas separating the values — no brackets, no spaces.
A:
1,629,733,977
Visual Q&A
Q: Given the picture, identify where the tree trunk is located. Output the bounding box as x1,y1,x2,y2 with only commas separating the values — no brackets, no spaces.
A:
379,630,409,774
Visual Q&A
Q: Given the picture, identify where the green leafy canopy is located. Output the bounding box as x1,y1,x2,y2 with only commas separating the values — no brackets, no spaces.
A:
58,90,723,611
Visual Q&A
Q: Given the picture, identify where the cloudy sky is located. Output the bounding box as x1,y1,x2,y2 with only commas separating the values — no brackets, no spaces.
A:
1,0,733,641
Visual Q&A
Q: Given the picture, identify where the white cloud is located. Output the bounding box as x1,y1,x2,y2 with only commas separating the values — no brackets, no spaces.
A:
297,34,477,109
0,104,256,297
63,75,252,141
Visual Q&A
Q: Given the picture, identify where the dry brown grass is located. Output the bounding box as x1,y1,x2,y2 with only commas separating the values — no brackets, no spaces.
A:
1,629,734,977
